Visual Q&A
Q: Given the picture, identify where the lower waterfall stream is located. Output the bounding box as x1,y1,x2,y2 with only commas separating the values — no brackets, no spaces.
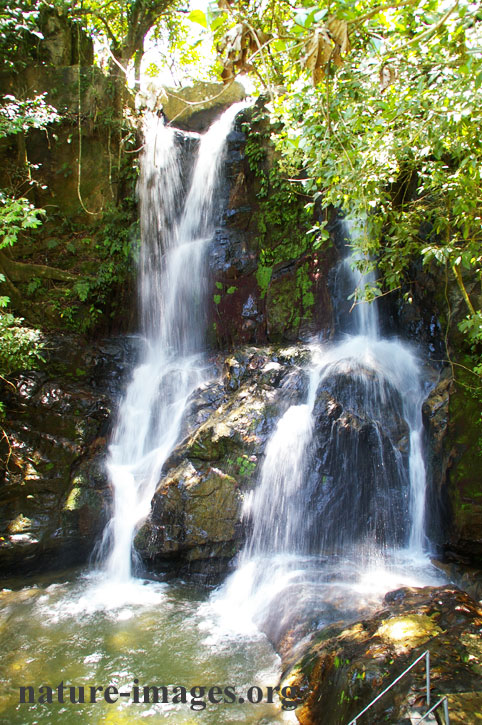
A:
0,108,446,724
213,232,444,647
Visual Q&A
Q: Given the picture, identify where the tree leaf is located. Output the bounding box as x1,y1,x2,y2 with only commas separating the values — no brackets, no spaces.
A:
188,9,208,29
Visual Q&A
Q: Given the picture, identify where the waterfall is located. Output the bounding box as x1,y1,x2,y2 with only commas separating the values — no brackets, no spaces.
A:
101,103,246,584
341,217,379,339
214,218,438,639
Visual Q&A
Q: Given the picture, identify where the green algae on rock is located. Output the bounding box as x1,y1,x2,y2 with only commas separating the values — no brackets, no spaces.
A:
283,586,482,725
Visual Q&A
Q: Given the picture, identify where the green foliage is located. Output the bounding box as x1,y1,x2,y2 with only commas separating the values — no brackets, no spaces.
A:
0,0,188,86
0,312,44,377
0,274,8,309
0,193,45,248
56,204,139,332
0,0,43,69
69,0,186,70
214,0,481,414
225,454,257,480
188,9,208,29
236,455,256,477
244,136,267,170
72,279,91,302
242,108,314,314
256,265,272,298
254,166,311,260
238,108,319,337
0,94,58,139
0,71,57,386
26,277,41,297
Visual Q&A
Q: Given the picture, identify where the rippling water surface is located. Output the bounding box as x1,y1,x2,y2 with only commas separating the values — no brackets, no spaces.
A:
0,571,295,724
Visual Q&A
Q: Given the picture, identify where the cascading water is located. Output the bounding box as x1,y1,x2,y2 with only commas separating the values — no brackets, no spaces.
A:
101,102,247,583
214,218,443,643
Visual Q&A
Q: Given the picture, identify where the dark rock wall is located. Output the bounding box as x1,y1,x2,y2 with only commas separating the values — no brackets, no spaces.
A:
402,263,482,567
0,336,136,575
207,105,337,348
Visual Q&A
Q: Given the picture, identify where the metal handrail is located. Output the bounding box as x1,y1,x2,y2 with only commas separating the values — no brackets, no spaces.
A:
348,650,431,725
418,695,450,723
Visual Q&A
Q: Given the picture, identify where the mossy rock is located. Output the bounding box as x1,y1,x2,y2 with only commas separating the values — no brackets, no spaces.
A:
284,586,482,725
184,467,239,547
139,81,245,131
446,367,482,564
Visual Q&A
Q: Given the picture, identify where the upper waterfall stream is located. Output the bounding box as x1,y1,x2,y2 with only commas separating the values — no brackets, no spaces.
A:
102,103,247,583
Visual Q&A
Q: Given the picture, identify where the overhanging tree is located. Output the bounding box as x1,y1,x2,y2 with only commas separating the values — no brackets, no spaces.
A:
199,0,481,408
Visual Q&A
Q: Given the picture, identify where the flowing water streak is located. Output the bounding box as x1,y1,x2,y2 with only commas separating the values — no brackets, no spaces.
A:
247,226,429,558
242,363,320,557
102,104,247,583
342,217,379,339
340,232,428,554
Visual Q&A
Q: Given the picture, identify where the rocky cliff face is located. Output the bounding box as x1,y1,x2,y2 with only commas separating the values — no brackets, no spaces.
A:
0,9,137,334
206,103,337,348
0,71,480,585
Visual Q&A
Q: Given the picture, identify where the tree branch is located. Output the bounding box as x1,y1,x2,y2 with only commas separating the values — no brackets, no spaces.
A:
452,262,476,317
385,0,459,57
352,0,421,28
0,251,76,283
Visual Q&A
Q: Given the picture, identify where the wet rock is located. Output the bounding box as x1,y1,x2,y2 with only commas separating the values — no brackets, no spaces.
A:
0,340,309,579
444,374,482,566
134,463,240,565
0,335,130,576
61,452,112,546
183,354,299,462
420,363,482,566
307,368,412,549
422,369,452,538
422,368,451,452
433,559,482,604
180,379,228,439
134,345,309,576
283,585,482,725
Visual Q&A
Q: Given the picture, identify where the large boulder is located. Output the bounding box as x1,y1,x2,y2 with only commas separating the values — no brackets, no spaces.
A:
134,345,310,577
136,81,246,132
